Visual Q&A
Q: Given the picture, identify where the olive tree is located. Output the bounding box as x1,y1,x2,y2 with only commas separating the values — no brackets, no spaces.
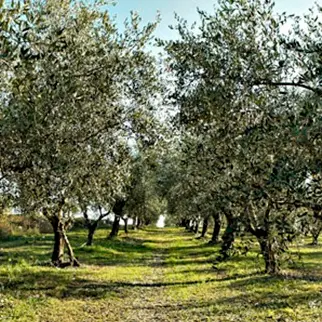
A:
161,0,322,273
0,0,159,266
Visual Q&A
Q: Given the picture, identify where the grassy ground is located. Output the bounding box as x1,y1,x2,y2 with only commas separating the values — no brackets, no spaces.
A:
0,227,322,321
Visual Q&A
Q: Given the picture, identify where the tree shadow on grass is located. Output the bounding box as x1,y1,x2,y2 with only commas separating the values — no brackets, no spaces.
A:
132,290,322,313
0,269,258,300
1,263,321,310
0,231,166,267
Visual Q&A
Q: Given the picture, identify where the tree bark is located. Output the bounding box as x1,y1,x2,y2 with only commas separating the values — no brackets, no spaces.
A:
200,217,209,238
83,207,110,246
108,198,126,239
218,211,236,260
193,220,199,234
49,212,79,267
109,215,120,238
50,216,65,266
123,217,129,234
209,213,221,244
86,222,98,246
61,224,80,267
247,205,278,274
258,237,278,274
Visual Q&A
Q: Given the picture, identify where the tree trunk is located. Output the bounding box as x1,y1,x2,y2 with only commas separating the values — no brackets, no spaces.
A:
123,217,129,234
209,213,221,244
136,217,141,229
310,217,321,245
200,217,209,238
188,220,195,232
132,216,137,230
193,220,199,234
218,212,236,260
109,215,120,238
258,238,278,274
108,198,126,239
61,224,80,267
86,222,98,246
50,214,79,267
50,217,65,266
311,233,319,245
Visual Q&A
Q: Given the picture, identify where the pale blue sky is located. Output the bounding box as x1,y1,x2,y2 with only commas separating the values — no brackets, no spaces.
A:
108,0,319,40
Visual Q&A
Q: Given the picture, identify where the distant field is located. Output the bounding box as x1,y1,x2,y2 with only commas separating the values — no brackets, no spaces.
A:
0,228,322,321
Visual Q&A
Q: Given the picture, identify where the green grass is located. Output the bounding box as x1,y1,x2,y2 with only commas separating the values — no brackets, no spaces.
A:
0,228,322,321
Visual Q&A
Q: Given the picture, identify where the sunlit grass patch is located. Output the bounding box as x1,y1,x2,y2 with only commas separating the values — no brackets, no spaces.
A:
1,227,322,321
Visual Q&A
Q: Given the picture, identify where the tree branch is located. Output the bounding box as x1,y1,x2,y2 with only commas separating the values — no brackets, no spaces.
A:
98,206,110,221
254,81,321,94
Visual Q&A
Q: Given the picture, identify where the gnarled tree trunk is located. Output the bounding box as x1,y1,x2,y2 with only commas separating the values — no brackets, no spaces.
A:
49,210,79,267
247,205,279,274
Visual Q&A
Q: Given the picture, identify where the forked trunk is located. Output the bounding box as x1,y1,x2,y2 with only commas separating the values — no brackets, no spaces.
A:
61,224,80,267
49,213,80,267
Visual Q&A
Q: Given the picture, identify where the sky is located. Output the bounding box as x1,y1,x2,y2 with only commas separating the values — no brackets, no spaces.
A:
108,0,320,41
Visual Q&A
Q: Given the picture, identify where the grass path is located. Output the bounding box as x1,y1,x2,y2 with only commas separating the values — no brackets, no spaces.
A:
1,228,322,321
